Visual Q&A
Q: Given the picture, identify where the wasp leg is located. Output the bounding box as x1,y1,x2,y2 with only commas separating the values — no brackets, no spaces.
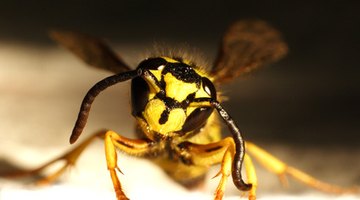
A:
181,137,254,200
1,129,107,185
2,129,158,200
245,141,359,194
244,154,257,200
103,130,159,200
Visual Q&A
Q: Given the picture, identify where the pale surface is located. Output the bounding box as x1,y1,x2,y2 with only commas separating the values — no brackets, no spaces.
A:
0,43,359,200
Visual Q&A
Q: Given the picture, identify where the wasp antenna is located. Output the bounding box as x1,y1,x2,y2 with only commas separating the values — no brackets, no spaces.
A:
210,100,252,191
70,69,140,144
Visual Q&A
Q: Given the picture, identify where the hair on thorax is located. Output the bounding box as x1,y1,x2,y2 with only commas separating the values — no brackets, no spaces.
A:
141,42,212,74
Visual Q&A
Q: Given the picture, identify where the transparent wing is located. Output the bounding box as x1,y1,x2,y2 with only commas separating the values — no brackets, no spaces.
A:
211,20,288,83
50,30,131,73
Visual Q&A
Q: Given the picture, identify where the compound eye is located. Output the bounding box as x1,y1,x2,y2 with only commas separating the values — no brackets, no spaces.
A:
131,77,150,117
181,107,213,133
202,77,216,99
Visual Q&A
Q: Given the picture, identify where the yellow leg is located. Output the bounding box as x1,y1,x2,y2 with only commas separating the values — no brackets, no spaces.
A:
214,146,233,200
2,129,159,200
102,130,160,200
104,131,126,200
246,141,359,194
1,129,107,185
244,154,257,200
181,137,250,200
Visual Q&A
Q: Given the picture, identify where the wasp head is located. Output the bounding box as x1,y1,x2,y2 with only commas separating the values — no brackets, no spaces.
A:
131,57,217,138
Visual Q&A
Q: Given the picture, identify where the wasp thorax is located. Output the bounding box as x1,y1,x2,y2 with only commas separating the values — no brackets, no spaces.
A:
131,57,216,136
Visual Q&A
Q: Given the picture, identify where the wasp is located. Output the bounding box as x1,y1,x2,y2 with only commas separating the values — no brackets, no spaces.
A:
2,20,358,200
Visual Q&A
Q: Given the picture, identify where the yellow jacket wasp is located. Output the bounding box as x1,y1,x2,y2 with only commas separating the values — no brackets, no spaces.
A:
2,20,358,200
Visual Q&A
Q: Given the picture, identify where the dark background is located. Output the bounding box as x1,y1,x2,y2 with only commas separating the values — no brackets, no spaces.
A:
1,0,359,147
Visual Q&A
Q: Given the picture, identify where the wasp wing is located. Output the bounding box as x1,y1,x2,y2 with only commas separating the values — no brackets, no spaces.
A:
50,30,131,74
211,20,288,83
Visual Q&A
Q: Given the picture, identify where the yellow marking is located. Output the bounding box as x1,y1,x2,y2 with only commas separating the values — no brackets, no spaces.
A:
149,69,162,82
143,99,186,135
186,106,196,116
149,93,156,100
165,108,186,133
164,73,198,102
161,56,179,63
143,99,166,133
189,101,211,107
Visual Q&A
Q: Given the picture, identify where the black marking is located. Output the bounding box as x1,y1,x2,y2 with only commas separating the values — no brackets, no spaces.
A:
159,109,170,124
162,62,201,85
159,73,166,89
155,94,182,110
176,141,194,165
204,145,222,153
153,131,167,142
181,93,196,109
193,97,212,103
177,141,191,150
180,154,193,165
118,140,134,149
163,96,179,109
131,77,150,117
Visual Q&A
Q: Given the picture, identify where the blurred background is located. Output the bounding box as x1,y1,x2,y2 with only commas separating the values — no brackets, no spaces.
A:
0,0,359,199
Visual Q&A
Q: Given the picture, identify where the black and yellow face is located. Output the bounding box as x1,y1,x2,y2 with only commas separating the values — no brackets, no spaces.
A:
131,57,217,138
